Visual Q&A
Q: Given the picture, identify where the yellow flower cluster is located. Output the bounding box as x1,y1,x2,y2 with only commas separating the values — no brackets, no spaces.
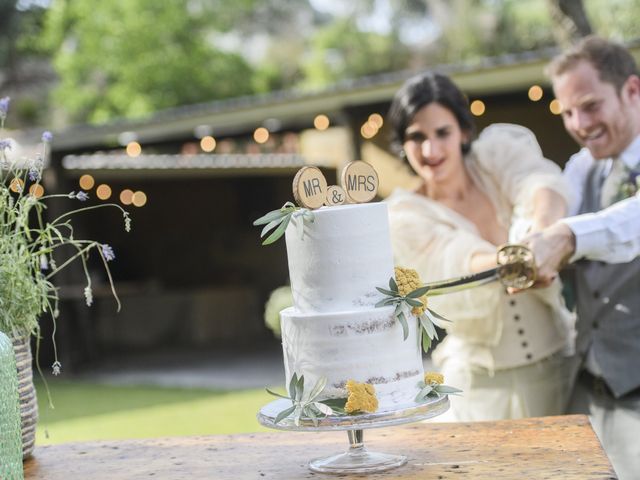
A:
424,372,444,385
345,380,379,414
394,267,427,315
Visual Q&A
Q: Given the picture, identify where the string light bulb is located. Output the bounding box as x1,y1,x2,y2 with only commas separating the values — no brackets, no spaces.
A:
528,85,544,101
253,127,269,144
470,100,486,116
96,184,112,200
313,114,330,131
79,174,95,190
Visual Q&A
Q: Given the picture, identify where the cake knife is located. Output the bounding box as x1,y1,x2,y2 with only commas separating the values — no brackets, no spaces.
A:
421,244,537,296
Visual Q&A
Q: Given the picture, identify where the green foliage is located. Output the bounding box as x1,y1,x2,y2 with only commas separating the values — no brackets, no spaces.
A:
375,276,448,352
41,0,255,123
263,285,292,338
0,102,130,372
585,0,640,39
426,0,555,63
302,16,411,88
253,202,314,246
0,0,19,68
266,374,344,426
415,378,462,403
10,0,640,125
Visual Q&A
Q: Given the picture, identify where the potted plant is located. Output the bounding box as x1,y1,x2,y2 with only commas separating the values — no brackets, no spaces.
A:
0,96,132,458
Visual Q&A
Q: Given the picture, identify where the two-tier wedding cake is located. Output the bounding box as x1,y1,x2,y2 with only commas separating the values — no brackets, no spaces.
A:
280,202,424,411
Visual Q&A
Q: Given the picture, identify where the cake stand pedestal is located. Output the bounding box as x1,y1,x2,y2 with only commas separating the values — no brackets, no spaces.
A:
257,395,449,474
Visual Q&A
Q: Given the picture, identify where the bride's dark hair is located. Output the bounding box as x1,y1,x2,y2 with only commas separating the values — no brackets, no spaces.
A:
388,72,476,158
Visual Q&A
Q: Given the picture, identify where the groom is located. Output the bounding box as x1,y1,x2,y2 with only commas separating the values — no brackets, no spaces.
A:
524,36,640,480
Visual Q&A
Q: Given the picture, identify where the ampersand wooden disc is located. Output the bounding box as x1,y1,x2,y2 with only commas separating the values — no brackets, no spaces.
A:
292,166,328,209
341,161,379,203
325,185,346,206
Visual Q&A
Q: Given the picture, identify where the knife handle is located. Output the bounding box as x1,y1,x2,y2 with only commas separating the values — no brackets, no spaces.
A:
496,244,537,290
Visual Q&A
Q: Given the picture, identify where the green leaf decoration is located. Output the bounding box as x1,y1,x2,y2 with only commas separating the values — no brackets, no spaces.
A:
376,274,453,353
398,310,409,341
415,385,434,402
312,402,334,416
405,297,423,308
254,203,315,245
376,286,398,297
305,406,319,427
262,213,291,245
260,218,284,238
294,374,305,402
274,405,296,424
307,376,327,401
265,388,289,399
427,308,450,324
435,385,464,395
419,314,438,340
268,375,349,426
422,331,432,352
415,381,463,401
318,397,348,409
288,372,299,399
293,405,303,427
253,208,288,226
375,297,400,308
375,298,390,308
407,285,430,298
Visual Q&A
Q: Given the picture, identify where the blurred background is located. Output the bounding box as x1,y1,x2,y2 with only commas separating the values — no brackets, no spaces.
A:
1,0,639,444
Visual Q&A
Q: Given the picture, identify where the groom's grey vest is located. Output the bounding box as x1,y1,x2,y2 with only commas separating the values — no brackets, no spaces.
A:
573,161,640,398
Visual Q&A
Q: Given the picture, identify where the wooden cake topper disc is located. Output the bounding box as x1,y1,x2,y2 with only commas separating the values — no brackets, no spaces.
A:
341,161,379,203
293,166,328,209
325,185,346,206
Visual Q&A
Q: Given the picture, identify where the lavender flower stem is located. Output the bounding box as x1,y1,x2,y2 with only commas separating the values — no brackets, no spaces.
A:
51,203,128,225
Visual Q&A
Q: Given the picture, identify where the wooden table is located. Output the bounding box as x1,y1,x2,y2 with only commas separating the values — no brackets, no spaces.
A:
24,415,616,479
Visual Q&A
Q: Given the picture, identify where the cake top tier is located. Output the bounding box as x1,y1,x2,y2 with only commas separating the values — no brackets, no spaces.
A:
284,202,394,314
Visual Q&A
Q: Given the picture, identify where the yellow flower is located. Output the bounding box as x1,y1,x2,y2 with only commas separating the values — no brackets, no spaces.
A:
424,372,444,385
394,266,427,315
344,380,379,414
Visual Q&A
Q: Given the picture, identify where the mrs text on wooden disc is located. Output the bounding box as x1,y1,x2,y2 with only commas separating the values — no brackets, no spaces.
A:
292,166,328,209
341,161,378,203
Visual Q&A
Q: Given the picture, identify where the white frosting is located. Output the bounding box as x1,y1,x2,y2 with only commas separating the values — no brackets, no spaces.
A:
285,203,394,314
281,306,424,410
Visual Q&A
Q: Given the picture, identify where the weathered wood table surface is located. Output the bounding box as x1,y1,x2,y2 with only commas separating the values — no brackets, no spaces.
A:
24,414,616,479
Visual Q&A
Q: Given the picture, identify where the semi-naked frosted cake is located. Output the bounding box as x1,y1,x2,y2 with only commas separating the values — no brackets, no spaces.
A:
280,202,424,411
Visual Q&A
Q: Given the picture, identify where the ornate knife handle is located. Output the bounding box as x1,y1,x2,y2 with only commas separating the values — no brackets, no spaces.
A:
496,244,537,290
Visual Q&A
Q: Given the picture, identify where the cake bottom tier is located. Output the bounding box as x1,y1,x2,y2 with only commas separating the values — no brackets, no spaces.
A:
280,306,424,412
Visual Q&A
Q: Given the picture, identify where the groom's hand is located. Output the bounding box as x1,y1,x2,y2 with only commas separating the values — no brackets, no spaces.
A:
522,222,576,288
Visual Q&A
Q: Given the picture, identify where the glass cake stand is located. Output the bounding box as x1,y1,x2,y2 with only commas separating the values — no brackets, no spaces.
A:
257,395,449,474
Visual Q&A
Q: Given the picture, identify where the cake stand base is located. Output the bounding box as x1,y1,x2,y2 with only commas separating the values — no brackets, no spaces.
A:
257,396,449,474
309,429,406,474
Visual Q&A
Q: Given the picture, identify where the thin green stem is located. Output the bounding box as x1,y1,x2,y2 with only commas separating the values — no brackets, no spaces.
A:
45,244,95,280
51,203,127,225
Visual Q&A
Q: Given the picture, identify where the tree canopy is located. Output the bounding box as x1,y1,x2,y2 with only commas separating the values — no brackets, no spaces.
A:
2,0,640,125
41,0,255,124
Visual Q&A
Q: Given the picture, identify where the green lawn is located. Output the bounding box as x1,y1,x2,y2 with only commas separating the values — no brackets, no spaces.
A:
35,379,278,445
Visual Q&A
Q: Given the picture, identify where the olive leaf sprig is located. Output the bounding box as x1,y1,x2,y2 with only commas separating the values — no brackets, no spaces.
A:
375,277,450,353
266,373,345,426
415,378,463,403
253,201,314,245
